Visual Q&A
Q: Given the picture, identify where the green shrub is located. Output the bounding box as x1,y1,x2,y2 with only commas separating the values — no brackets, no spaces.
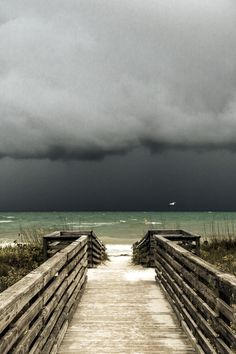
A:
0,228,47,293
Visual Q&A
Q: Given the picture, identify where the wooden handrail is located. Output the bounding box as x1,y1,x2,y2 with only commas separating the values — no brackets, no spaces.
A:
133,230,236,353
0,236,88,354
0,231,107,354
133,229,200,267
43,230,107,267
154,235,236,353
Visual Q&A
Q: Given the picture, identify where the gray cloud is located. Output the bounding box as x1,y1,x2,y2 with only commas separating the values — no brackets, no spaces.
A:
1,0,236,160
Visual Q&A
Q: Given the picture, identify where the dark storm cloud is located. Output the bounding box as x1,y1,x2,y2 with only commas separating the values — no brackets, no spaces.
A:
1,0,236,160
1,149,236,211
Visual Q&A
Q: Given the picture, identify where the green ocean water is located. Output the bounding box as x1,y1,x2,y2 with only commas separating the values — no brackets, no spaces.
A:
1,211,236,245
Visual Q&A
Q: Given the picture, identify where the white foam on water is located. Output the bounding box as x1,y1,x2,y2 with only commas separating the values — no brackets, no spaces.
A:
144,221,162,225
66,221,119,227
80,222,118,227
0,220,13,223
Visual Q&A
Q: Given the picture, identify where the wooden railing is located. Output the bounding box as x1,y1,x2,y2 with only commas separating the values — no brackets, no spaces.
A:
133,230,236,354
133,229,200,267
0,232,106,354
87,231,107,268
43,231,107,267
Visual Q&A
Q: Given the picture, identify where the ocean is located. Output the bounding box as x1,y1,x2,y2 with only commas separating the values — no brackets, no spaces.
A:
1,211,236,245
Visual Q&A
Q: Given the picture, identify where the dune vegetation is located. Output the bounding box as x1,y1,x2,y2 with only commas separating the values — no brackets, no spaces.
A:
1,223,236,293
0,228,49,293
200,235,236,276
0,243,44,293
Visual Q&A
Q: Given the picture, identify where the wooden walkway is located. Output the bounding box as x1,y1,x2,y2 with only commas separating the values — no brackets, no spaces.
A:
58,254,195,354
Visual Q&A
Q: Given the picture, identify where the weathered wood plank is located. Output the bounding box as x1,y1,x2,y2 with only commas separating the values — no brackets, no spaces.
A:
152,232,236,353
58,255,195,354
11,315,44,354
43,268,68,305
155,236,236,302
0,272,44,333
155,250,218,320
0,234,93,353
0,297,44,354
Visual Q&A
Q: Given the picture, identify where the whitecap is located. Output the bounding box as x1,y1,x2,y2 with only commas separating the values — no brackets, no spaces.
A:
0,220,13,223
65,221,120,228
119,220,126,223
144,221,162,225
81,222,116,227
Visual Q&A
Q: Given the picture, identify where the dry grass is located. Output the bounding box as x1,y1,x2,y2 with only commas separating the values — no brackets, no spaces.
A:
201,234,236,275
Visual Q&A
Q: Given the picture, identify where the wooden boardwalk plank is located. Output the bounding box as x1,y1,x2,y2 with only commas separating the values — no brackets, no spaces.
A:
58,255,195,353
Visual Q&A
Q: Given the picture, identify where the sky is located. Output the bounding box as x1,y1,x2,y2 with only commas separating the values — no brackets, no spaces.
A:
0,0,236,211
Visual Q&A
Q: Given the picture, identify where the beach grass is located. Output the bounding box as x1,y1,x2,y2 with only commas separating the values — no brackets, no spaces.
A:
0,228,48,293
0,243,44,293
1,220,236,293
200,234,236,275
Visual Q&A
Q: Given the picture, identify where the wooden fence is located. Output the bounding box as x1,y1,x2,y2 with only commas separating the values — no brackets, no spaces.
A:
133,230,236,354
0,232,106,354
43,231,107,267
133,229,200,267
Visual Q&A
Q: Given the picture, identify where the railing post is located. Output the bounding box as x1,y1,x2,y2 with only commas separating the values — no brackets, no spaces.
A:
148,232,155,267
43,237,48,260
87,232,93,268
195,237,200,256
